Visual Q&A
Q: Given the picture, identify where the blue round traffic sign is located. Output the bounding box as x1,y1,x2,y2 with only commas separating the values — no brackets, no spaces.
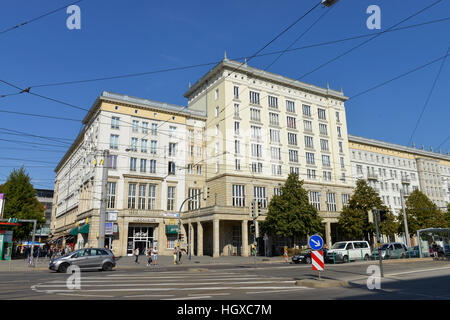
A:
309,234,324,250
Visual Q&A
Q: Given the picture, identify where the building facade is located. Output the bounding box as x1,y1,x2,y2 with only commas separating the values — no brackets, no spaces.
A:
182,58,354,256
35,189,53,242
51,91,206,256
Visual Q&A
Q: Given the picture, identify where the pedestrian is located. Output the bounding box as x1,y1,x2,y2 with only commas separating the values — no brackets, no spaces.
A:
146,247,152,266
134,247,140,264
152,246,158,266
173,248,177,264
178,249,182,264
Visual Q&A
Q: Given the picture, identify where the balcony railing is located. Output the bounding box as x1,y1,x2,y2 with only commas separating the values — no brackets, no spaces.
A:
367,172,378,181
401,176,411,184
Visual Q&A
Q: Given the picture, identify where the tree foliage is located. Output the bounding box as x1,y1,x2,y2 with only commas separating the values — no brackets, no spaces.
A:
399,189,446,234
0,167,45,240
338,179,398,242
261,173,323,242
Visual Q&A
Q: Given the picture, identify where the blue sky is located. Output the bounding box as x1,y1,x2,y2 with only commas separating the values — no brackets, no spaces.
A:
0,0,449,189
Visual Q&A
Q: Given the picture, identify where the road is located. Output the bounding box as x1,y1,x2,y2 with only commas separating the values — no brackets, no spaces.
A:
0,260,449,300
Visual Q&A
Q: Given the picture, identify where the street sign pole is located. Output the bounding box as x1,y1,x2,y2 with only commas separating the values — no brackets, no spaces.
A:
372,208,384,278
98,149,109,249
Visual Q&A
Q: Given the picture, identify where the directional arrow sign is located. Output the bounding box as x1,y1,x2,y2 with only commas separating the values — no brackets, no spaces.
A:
309,234,324,251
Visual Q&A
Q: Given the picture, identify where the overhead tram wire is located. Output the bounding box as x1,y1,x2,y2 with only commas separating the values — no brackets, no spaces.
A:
407,46,450,147
296,0,444,81
0,0,85,36
347,52,450,101
0,16,446,91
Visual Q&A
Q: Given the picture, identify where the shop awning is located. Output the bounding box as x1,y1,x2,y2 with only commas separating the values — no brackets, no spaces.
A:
166,225,179,234
69,227,79,236
79,224,90,234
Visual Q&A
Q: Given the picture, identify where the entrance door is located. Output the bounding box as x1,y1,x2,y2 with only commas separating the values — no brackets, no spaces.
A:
134,241,146,255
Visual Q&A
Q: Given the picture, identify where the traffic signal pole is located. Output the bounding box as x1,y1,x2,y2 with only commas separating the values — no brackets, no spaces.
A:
400,189,411,248
98,149,109,249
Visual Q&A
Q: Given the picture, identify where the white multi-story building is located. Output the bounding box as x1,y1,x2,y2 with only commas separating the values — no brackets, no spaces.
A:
51,91,206,256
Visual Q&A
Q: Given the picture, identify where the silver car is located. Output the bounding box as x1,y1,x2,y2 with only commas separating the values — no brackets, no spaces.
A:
379,242,408,259
49,248,116,272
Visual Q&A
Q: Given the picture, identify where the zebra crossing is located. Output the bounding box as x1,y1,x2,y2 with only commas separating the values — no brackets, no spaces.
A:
31,269,311,299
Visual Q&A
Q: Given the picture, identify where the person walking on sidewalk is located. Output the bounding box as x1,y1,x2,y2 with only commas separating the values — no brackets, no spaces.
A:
146,247,152,266
173,248,177,264
134,247,140,264
152,246,158,266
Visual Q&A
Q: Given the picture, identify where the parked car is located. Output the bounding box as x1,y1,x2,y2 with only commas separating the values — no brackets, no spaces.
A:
49,248,116,273
292,248,328,264
326,241,371,263
379,242,408,259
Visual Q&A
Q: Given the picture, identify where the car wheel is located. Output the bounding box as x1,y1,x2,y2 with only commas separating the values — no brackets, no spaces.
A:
305,257,311,264
364,254,369,261
58,263,69,273
102,262,113,271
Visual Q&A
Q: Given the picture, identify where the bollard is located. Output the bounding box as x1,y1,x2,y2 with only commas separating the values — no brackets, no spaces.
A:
408,247,411,258
397,248,400,259
333,252,335,264
347,250,350,263
361,249,363,261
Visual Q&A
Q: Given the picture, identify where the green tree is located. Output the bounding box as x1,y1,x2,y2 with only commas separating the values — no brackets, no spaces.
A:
399,189,446,234
0,167,45,240
338,179,398,243
261,173,323,245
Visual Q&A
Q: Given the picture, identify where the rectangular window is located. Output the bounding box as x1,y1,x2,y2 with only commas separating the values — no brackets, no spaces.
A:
251,144,262,158
111,116,120,129
110,134,119,150
342,194,350,206
107,182,116,209
196,165,202,175
132,120,139,133
234,122,240,135
254,187,267,208
151,123,158,135
306,152,315,165
289,150,299,163
303,120,312,132
140,159,147,173
235,140,240,154
234,104,240,117
138,184,146,210
232,185,245,207
150,141,157,154
319,123,328,135
270,129,280,143
322,155,331,167
167,186,175,211
287,116,297,129
307,169,316,180
310,191,321,210
272,164,282,176
336,111,340,123
108,154,117,170
188,188,201,210
269,112,279,126
130,137,138,152
251,126,261,139
286,100,295,113
234,86,239,99
168,161,176,175
320,139,329,151
141,139,148,153
271,147,281,160
235,159,241,171
268,96,278,108
148,184,156,210
290,166,300,175
339,141,343,153
250,108,261,122
327,193,337,212
149,160,156,173
288,132,297,145
251,162,263,173
302,104,311,117
128,183,136,209
323,171,332,181
130,157,137,171
318,108,326,120
304,136,314,149
337,126,342,137
142,122,149,134
169,143,177,156
249,91,260,105
340,157,345,169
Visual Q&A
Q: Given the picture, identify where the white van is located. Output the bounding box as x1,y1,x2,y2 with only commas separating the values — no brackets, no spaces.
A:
326,241,371,263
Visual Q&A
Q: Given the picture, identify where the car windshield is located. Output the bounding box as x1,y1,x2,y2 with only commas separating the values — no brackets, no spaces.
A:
380,244,390,250
331,242,347,249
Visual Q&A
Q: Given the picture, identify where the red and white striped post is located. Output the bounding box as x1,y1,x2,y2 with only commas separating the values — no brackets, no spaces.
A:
312,250,325,280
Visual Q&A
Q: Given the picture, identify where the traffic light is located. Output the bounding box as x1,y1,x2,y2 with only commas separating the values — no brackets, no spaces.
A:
255,223,260,239
203,186,210,200
257,201,262,217
379,210,387,222
250,224,255,234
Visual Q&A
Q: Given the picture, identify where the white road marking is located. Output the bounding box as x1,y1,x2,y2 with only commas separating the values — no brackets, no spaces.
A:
37,286,302,293
123,294,175,298
165,296,212,300
188,293,230,296
246,287,310,294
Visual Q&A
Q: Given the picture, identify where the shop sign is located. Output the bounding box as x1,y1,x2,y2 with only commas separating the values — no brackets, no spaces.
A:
107,211,118,221
105,223,113,235
131,218,158,223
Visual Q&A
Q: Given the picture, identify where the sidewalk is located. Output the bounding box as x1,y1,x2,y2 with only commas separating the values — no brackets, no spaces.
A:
0,255,286,272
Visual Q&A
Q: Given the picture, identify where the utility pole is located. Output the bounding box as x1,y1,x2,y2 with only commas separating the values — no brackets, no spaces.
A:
97,149,109,248
400,189,411,248
372,208,384,277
